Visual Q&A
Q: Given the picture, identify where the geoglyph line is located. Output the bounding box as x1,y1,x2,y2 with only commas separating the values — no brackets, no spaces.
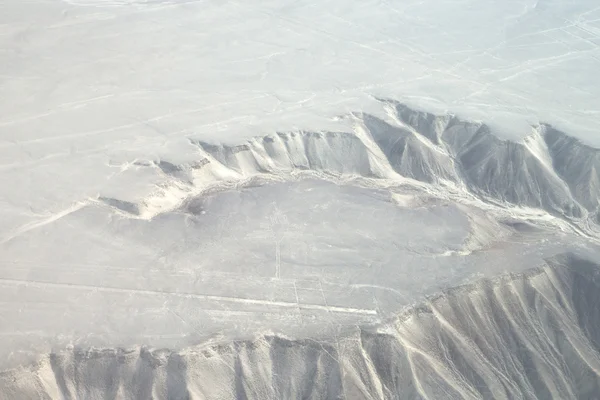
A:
0,278,377,316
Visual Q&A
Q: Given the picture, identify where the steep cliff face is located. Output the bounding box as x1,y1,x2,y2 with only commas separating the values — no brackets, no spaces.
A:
100,105,595,226
543,126,600,213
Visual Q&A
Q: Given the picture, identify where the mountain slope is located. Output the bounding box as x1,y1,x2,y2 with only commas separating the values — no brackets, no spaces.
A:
2,253,600,400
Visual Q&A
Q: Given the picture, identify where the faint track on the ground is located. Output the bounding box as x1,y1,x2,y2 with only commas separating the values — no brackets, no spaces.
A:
0,277,377,316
